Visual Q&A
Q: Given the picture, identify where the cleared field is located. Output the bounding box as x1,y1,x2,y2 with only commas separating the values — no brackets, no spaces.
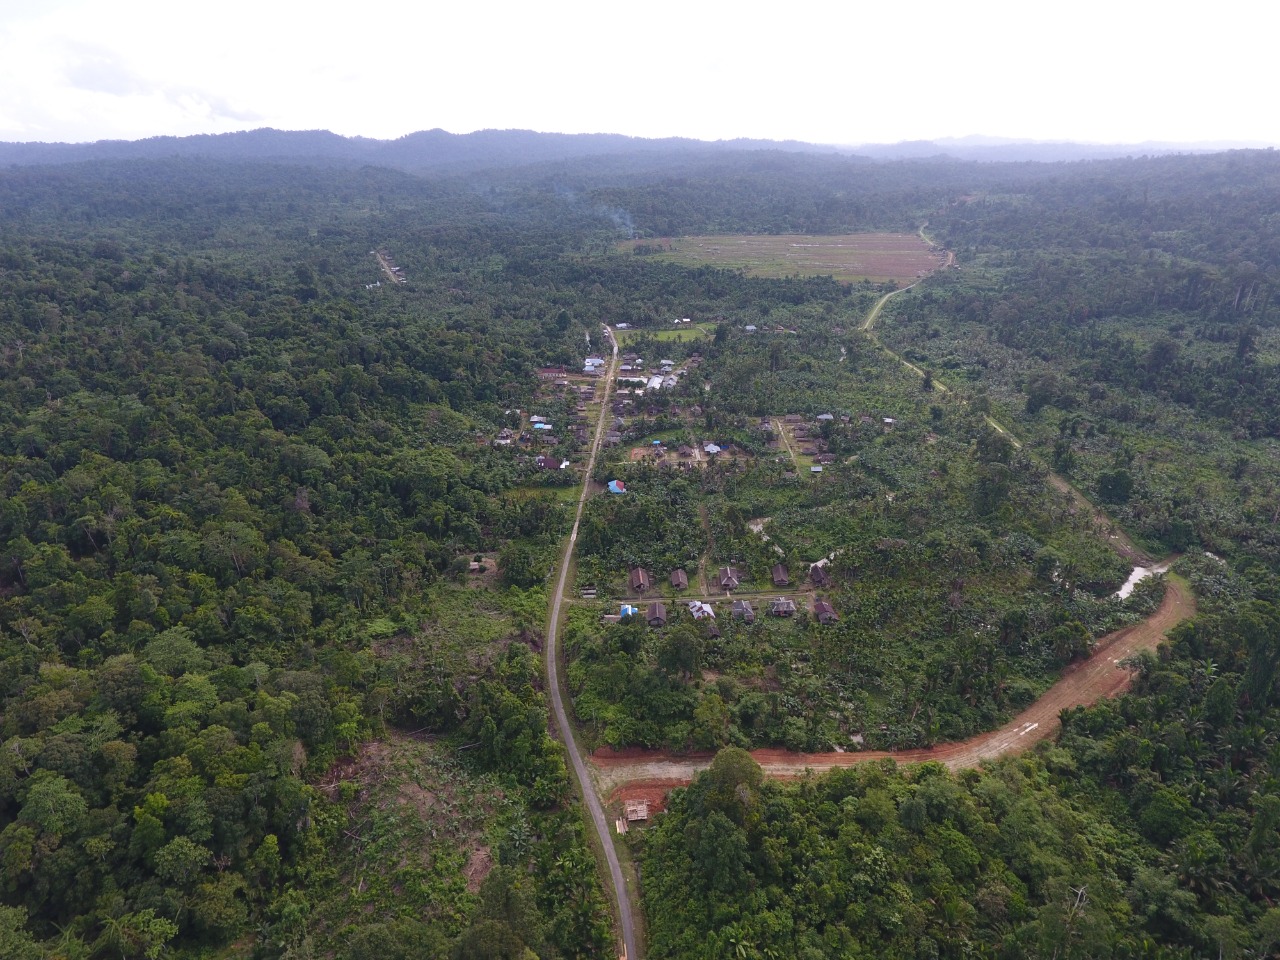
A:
620,324,714,343
622,233,946,284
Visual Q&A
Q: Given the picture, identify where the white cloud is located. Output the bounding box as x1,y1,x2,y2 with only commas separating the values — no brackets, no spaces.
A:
0,0,1275,146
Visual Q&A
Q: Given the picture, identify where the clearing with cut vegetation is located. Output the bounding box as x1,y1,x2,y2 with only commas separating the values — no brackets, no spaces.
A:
621,233,946,285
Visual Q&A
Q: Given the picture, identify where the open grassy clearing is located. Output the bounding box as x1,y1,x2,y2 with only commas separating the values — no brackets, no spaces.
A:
619,233,946,285
613,324,715,345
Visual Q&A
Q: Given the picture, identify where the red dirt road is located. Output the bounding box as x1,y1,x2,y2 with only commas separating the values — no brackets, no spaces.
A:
594,575,1194,802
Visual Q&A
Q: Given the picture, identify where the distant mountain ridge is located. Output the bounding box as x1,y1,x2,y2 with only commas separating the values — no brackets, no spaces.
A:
0,127,841,174
0,127,1270,172
850,134,1275,162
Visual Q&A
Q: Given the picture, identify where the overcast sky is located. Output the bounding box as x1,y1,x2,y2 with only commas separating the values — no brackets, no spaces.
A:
1,0,1274,147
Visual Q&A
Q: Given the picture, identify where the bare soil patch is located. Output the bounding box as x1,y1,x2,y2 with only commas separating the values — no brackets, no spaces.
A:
464,845,493,893
397,781,437,817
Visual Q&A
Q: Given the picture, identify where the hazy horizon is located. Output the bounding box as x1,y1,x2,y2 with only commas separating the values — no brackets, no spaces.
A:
1,125,1276,151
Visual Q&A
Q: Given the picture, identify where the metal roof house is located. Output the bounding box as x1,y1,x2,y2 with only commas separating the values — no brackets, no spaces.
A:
717,567,741,591
770,597,797,617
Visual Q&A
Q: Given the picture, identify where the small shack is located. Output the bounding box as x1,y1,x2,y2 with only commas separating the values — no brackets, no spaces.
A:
625,799,649,822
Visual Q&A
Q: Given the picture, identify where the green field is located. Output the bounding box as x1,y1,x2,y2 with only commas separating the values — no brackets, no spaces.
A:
615,323,714,344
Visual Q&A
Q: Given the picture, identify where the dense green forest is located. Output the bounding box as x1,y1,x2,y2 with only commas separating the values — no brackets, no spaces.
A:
2,135,1280,958
0,158,632,958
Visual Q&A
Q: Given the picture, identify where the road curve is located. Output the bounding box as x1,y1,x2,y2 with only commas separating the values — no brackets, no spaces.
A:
543,326,637,960
592,573,1194,796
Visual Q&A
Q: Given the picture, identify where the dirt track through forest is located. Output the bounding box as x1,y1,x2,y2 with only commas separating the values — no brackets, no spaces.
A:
592,575,1193,801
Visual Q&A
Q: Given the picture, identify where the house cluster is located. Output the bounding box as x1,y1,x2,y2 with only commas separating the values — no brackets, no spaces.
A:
583,355,607,377
612,562,839,628
616,352,685,393
492,397,590,451
765,412,861,469
373,248,407,284
616,593,839,632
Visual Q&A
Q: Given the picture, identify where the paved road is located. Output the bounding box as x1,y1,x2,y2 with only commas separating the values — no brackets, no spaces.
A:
543,326,636,960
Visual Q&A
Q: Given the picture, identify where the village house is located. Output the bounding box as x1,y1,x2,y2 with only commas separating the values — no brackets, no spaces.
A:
687,601,715,620
770,597,797,617
809,563,830,587
772,564,790,587
629,567,651,592
670,569,689,590
647,602,667,628
813,599,840,625
717,567,741,591
731,599,755,623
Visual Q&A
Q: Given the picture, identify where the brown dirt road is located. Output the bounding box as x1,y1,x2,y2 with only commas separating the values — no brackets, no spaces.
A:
594,574,1194,804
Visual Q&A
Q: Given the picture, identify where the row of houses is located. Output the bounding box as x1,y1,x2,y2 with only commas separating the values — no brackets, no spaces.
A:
714,563,818,591
628,566,685,591
630,561,834,596
619,596,839,626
